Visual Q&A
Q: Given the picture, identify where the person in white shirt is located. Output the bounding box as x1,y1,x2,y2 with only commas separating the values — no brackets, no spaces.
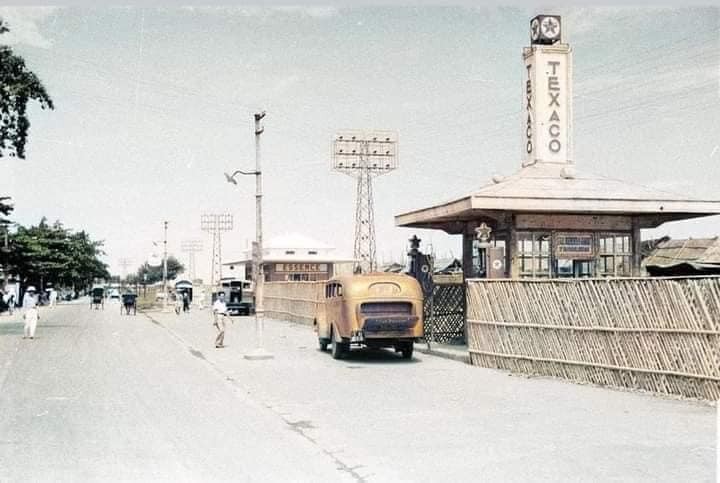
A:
48,289,57,308
212,292,232,348
22,287,40,340
174,291,183,315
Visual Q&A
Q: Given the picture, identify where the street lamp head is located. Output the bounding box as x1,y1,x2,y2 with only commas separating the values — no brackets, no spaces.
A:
224,172,238,185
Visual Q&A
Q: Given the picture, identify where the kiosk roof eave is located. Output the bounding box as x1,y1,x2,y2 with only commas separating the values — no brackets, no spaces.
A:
396,195,720,231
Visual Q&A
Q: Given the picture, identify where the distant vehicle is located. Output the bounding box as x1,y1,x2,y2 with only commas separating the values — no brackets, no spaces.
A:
174,280,193,303
109,289,120,299
216,278,253,316
90,286,105,310
314,273,424,360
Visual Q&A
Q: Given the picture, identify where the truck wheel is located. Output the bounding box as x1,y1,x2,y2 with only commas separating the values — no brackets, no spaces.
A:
319,338,329,352
400,342,414,360
331,330,346,360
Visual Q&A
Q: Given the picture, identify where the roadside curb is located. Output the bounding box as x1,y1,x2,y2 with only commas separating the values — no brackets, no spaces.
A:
415,344,470,364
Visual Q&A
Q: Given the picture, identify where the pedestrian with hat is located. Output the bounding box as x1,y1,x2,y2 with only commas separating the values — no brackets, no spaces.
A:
212,292,233,348
22,286,40,340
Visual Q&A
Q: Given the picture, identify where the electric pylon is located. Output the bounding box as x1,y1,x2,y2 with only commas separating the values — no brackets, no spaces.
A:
200,214,233,287
333,131,398,273
180,240,203,281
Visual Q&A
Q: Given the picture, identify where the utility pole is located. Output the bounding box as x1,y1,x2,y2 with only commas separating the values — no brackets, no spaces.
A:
223,112,273,360
332,131,398,273
244,111,273,360
162,221,168,312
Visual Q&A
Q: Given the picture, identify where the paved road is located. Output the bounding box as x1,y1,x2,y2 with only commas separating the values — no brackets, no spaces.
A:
0,303,715,482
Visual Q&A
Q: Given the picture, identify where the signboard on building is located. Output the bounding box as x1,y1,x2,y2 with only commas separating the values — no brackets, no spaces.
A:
434,273,463,284
555,233,594,259
487,247,506,278
275,263,328,273
522,40,573,166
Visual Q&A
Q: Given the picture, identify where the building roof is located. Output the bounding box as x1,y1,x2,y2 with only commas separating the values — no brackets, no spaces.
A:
264,233,333,250
223,232,353,265
223,255,355,265
381,262,405,273
434,257,462,273
642,237,720,270
395,163,720,231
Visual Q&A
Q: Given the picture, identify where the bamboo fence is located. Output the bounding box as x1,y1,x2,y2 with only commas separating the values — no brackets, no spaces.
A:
263,281,325,325
466,276,720,400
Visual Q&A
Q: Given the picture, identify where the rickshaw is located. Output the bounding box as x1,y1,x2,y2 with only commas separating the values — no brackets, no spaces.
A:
90,287,104,310
121,293,137,315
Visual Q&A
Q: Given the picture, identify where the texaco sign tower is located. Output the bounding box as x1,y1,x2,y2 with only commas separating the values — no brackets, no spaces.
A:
523,14,573,168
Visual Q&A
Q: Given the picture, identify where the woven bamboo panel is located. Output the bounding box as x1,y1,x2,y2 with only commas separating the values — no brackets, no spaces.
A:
264,281,325,325
424,283,466,344
467,277,720,400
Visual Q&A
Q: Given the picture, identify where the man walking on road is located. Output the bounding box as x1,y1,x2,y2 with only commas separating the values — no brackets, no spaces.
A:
182,291,190,313
212,292,232,348
22,286,40,340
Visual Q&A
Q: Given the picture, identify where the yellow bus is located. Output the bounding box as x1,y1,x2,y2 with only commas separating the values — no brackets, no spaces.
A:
314,273,424,360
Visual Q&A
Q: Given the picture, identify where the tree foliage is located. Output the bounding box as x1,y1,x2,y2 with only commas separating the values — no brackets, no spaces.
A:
136,257,185,285
1,217,110,290
0,19,54,159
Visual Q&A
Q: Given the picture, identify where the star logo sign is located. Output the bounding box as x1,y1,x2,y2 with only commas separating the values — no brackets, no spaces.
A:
475,223,492,243
541,17,559,38
530,18,540,40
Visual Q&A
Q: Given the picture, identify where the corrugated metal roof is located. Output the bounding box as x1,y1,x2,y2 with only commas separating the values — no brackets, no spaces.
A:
643,237,720,268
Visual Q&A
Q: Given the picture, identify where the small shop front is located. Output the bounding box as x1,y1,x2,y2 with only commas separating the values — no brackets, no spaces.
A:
465,212,637,279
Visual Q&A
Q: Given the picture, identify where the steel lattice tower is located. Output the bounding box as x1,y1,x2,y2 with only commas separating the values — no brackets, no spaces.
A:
180,240,203,281
333,131,398,273
118,258,132,279
200,214,233,287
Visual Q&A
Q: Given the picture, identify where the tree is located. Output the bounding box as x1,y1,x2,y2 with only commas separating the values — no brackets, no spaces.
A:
136,256,185,285
4,218,110,291
0,196,12,222
0,197,12,278
0,19,54,159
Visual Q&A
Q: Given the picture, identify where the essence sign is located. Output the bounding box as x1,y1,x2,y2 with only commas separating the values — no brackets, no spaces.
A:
522,43,573,166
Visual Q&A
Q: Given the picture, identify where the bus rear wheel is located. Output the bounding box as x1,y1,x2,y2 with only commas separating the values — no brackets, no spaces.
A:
331,330,347,360
399,342,414,359
319,338,329,352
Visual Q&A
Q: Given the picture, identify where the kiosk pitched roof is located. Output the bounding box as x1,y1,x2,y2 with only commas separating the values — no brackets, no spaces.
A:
395,163,720,230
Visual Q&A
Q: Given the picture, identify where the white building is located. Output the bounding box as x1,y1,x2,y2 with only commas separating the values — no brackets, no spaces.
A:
223,233,355,282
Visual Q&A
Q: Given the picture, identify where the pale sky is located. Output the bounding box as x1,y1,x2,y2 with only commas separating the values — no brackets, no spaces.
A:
1,6,719,279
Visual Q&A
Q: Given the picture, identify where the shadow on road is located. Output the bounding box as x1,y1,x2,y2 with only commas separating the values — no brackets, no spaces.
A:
0,323,23,335
326,347,422,365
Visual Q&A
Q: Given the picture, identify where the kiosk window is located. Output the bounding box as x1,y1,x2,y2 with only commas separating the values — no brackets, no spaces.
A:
598,233,632,276
517,232,551,278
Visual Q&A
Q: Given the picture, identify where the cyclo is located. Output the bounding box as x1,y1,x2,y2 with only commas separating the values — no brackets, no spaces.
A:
90,287,104,310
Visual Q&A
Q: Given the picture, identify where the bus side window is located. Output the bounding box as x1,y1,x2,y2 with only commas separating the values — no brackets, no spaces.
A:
337,285,343,297
325,284,330,298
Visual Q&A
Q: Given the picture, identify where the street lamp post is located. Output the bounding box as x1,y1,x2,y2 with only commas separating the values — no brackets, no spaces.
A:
225,111,273,361
162,221,169,312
